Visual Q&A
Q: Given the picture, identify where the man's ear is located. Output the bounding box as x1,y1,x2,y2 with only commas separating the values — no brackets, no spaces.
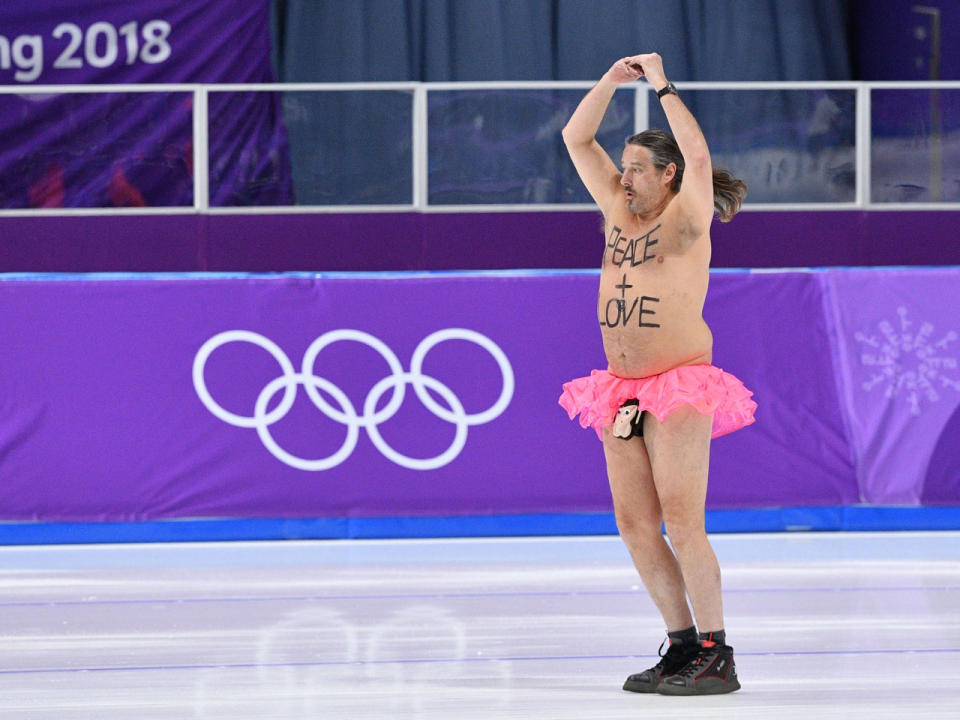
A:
662,162,677,186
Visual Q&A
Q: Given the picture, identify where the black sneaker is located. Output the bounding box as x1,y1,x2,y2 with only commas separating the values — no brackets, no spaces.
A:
656,642,741,695
623,638,701,693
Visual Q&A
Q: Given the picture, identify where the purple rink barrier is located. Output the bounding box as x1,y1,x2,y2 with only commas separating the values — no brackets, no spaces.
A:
1,211,959,273
824,268,960,504
0,269,957,541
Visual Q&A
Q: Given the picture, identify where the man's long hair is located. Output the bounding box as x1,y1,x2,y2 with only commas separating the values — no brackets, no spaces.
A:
626,130,747,223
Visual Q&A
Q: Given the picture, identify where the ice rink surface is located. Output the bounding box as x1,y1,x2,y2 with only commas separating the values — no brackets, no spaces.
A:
1,531,958,719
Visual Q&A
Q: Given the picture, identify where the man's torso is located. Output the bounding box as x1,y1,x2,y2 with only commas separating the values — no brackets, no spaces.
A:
598,199,713,378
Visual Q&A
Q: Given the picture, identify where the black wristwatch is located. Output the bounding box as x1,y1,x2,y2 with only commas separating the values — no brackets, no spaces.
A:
656,82,679,99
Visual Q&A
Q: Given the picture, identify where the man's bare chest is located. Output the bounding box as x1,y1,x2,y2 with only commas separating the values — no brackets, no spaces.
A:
601,219,688,272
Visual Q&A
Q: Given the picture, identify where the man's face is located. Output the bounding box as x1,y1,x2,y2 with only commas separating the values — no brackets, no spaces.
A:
620,144,670,215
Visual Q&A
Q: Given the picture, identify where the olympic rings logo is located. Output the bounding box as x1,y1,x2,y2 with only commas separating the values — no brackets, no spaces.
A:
192,329,514,471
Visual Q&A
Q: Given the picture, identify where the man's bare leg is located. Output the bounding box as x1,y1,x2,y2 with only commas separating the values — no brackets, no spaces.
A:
641,405,741,695
602,426,693,631
641,405,722,632
604,424,704,693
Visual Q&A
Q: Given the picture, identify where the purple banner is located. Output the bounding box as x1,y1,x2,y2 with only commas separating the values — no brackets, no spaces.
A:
0,274,604,520
2,268,928,524
703,272,857,508
824,268,960,504
0,0,291,208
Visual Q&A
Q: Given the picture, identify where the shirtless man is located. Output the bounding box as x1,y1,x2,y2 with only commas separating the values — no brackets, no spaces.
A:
558,53,756,696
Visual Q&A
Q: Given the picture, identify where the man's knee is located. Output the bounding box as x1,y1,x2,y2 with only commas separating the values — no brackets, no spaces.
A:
614,507,663,548
661,506,706,550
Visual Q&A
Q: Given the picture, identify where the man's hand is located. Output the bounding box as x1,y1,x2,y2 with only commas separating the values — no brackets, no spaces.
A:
604,56,644,84
563,52,672,214
608,53,669,90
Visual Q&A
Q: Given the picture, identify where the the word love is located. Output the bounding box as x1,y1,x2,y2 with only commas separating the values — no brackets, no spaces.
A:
599,275,661,328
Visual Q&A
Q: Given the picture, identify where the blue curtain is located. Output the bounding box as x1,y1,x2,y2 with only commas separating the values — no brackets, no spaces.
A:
273,0,852,82
269,0,853,205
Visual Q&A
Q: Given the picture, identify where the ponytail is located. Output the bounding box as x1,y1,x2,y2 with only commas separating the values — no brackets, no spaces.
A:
626,130,748,222
712,167,747,223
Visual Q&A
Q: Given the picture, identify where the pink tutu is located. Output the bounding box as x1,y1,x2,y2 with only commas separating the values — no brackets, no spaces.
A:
559,364,757,439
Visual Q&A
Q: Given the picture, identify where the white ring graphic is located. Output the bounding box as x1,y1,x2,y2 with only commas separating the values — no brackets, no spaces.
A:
193,330,297,428
410,328,514,425
254,373,360,472
192,328,514,471
364,372,468,471
301,329,406,427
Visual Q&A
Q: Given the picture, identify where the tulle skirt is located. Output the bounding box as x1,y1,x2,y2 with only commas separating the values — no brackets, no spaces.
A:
558,364,757,439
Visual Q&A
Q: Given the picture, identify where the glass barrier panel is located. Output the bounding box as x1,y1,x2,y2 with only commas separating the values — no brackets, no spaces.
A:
871,88,960,203
209,90,414,207
0,91,192,209
427,89,634,205
647,89,857,204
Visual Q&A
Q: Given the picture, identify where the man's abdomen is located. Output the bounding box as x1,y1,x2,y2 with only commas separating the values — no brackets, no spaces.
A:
597,270,712,378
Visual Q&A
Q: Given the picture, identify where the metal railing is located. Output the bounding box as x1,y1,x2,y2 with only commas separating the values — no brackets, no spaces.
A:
1,80,959,216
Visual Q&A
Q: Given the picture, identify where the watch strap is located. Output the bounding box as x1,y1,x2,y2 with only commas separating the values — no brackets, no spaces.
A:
656,82,678,99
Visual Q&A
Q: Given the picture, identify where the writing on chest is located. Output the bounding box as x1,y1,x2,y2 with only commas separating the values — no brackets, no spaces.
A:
604,224,660,268
599,274,661,329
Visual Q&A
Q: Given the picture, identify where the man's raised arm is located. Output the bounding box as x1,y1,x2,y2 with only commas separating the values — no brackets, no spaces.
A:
632,53,715,230
562,58,642,215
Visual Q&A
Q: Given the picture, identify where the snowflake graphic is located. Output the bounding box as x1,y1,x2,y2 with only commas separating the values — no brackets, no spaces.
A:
854,306,960,415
